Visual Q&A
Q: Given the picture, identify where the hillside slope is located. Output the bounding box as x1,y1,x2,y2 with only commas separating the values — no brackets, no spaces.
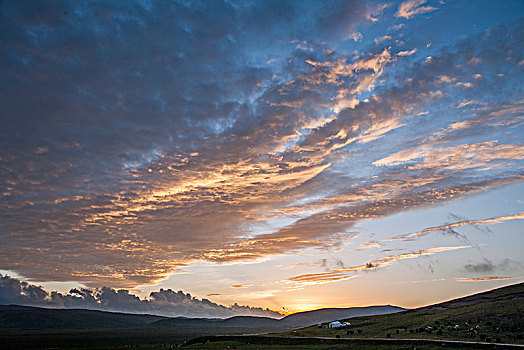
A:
149,315,279,329
0,305,166,330
150,305,406,330
0,304,406,333
277,282,524,344
279,305,406,328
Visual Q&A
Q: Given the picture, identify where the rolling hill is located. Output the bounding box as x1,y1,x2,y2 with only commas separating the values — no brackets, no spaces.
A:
275,282,524,344
0,305,166,330
147,305,406,331
0,303,406,349
3,283,523,348
0,304,405,332
279,305,406,328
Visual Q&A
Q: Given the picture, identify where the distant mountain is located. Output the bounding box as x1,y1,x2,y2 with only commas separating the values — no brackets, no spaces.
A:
0,304,405,332
279,305,406,328
149,315,280,329
124,305,406,330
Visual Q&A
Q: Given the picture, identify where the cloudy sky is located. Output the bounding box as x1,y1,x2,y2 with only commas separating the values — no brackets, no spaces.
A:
1,0,523,315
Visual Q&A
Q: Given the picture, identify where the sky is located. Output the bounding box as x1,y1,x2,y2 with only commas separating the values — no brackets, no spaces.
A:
1,0,524,317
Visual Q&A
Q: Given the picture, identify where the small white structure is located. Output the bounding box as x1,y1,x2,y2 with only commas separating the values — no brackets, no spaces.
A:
329,321,342,328
342,322,351,327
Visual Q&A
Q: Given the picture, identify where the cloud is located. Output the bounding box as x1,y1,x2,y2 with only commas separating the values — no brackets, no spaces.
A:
455,277,521,282
386,212,524,242
395,0,438,19
463,259,496,273
0,2,523,289
375,35,392,45
359,241,383,249
456,100,476,109
0,274,282,318
463,258,522,273
288,245,471,285
374,141,524,170
390,23,405,30
397,48,417,56
292,258,345,270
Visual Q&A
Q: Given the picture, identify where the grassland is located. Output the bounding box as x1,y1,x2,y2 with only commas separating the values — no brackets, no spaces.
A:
273,282,524,345
184,339,490,350
183,335,520,349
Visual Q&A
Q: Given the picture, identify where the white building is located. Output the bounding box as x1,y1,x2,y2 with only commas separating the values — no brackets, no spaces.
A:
329,321,342,328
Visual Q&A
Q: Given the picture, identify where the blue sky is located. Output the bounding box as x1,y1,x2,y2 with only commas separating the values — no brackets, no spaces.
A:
1,0,523,316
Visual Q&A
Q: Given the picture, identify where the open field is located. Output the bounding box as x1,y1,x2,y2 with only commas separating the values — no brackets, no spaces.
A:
0,328,192,349
183,335,524,349
9,334,519,350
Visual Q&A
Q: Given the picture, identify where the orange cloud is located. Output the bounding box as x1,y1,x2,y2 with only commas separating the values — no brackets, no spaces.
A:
455,277,520,282
374,141,524,171
230,284,252,288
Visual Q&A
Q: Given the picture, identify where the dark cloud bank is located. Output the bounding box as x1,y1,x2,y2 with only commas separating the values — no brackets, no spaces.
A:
0,274,282,318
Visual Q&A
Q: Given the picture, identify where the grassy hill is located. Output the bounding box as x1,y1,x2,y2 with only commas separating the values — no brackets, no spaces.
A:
0,304,405,348
0,303,405,333
274,282,524,345
279,305,406,328
149,305,405,331
0,305,166,330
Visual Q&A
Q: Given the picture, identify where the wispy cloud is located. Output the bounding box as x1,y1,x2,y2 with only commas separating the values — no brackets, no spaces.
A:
374,141,524,170
359,241,383,249
291,258,345,270
230,284,252,289
386,212,524,242
455,277,520,282
288,245,471,285
463,258,522,273
375,35,392,45
395,0,438,19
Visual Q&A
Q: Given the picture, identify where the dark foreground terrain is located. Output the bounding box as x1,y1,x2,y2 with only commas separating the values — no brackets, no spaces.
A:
0,304,402,349
184,335,523,349
1,282,523,349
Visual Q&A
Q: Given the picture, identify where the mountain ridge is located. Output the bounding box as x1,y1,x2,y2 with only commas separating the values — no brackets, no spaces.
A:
0,303,405,331
143,305,407,329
